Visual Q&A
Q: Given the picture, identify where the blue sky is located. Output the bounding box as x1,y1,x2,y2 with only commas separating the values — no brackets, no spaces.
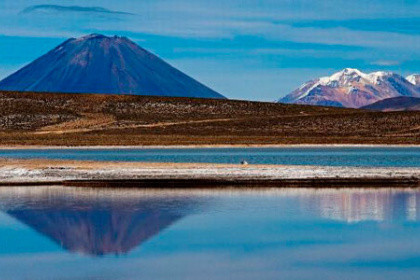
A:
0,0,419,101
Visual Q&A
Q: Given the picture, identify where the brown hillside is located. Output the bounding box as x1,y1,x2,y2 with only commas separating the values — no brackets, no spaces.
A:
0,91,419,145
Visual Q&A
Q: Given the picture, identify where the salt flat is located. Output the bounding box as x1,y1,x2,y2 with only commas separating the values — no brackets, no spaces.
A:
0,159,418,186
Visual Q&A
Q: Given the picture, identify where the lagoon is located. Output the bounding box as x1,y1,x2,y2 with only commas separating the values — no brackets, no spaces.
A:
1,146,420,167
0,186,418,280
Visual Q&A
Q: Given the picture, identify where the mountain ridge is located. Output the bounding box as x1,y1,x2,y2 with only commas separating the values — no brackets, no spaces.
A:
361,96,420,112
279,68,420,108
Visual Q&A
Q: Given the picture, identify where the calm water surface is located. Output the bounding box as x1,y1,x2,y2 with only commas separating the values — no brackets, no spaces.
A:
0,186,419,280
1,147,420,167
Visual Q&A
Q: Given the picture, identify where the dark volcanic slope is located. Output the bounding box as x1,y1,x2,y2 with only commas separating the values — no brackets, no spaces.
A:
0,34,225,99
362,96,420,112
0,91,419,145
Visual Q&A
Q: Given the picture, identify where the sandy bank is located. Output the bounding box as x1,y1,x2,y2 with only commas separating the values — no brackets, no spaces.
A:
0,144,420,150
0,159,418,187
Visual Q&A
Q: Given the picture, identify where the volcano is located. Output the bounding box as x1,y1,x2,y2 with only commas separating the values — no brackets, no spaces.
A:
0,34,225,99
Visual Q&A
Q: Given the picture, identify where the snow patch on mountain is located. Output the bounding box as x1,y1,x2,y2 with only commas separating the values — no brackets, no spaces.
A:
407,74,420,86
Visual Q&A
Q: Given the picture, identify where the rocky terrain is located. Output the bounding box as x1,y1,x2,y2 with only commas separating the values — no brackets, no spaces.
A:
0,91,419,145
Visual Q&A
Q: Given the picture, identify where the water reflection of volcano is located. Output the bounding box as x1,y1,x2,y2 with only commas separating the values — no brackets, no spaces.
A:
297,189,420,223
0,187,204,256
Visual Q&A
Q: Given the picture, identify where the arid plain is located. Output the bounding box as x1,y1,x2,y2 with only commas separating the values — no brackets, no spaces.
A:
1,91,419,146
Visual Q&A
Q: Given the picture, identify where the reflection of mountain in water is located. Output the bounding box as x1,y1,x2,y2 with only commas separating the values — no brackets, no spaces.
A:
0,187,203,256
7,209,184,256
299,189,420,223
1,187,418,257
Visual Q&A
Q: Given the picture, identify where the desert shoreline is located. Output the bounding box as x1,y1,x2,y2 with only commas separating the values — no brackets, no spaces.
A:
0,158,418,188
1,144,420,150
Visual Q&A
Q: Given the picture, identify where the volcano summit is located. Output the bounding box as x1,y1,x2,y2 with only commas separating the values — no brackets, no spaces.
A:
0,34,225,99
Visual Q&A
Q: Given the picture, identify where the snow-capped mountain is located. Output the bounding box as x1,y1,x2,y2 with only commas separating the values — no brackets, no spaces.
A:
279,68,420,108
0,34,225,99
407,74,420,87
